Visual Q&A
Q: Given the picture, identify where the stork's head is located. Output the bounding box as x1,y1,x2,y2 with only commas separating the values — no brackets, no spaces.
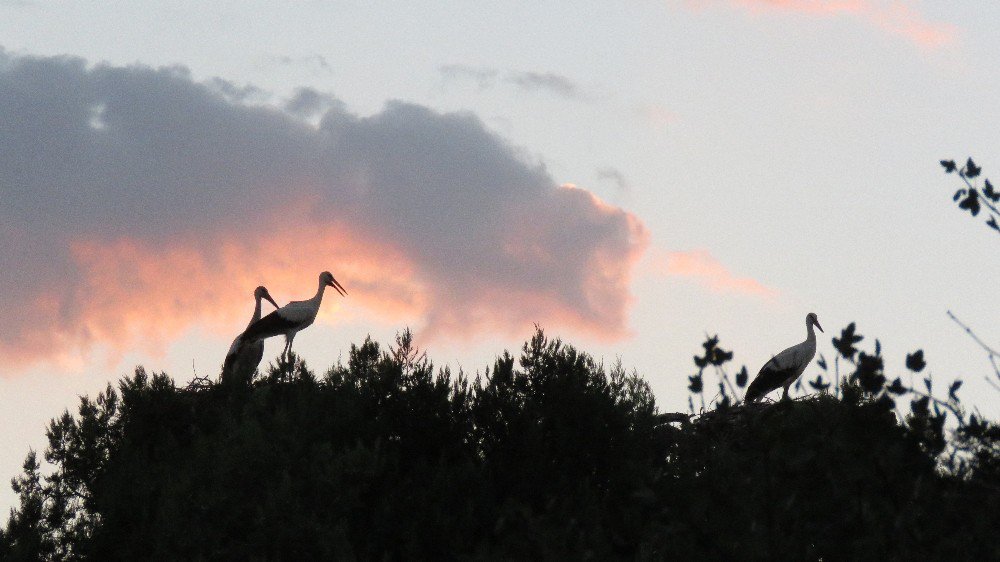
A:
320,271,347,297
807,312,823,333
254,286,279,309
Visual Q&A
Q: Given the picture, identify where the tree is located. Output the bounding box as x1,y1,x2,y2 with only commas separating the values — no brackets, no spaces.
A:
2,327,998,559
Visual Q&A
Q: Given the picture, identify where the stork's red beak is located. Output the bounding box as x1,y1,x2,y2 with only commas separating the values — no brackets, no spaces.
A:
328,277,347,297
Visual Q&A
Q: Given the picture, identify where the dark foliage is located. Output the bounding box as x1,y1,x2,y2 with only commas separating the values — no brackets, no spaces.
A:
942,156,1000,234
2,327,999,560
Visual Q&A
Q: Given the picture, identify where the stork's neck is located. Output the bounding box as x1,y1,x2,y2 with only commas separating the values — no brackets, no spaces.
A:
805,321,817,344
312,278,327,303
248,296,263,328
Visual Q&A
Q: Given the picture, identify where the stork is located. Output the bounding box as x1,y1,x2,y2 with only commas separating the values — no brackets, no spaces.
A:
221,286,280,385
745,312,823,403
240,271,347,359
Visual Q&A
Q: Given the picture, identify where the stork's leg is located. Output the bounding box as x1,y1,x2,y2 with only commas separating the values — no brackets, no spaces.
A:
781,384,790,401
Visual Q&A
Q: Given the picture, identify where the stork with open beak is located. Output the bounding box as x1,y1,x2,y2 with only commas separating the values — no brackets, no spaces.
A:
240,271,347,360
745,312,824,403
222,286,280,385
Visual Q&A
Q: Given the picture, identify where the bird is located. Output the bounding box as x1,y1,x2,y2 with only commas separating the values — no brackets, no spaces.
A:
239,271,347,360
745,312,824,403
221,286,280,385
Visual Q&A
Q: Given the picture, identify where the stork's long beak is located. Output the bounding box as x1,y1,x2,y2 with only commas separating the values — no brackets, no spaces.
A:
328,277,347,297
262,292,279,310
815,320,824,333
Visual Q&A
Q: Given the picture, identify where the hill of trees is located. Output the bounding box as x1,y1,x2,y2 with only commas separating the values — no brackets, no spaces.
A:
1,326,997,560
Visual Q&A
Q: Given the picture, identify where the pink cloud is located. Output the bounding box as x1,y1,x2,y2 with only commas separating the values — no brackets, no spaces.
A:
1,194,645,370
0,53,648,371
650,249,778,299
688,0,955,49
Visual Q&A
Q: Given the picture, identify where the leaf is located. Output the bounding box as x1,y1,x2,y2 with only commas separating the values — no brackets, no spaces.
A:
854,351,886,394
941,159,957,173
948,379,963,401
953,189,965,202
833,323,863,361
688,373,703,394
988,216,1000,232
905,350,926,373
874,339,881,356
711,348,734,366
817,354,827,371
984,179,1000,202
809,375,830,391
876,394,896,411
702,335,719,352
959,189,981,216
886,377,907,395
965,157,981,178
735,366,748,388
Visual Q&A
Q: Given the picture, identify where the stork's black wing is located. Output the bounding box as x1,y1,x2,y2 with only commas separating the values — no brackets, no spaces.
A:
241,309,298,342
745,360,797,402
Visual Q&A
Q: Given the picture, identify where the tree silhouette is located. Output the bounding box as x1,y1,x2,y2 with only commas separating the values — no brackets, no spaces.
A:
2,327,998,559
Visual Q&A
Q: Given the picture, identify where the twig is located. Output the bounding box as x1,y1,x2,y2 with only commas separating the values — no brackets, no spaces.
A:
900,385,967,428
185,374,214,392
948,310,1000,357
947,310,1000,383
985,377,1000,393
718,366,739,400
656,412,692,425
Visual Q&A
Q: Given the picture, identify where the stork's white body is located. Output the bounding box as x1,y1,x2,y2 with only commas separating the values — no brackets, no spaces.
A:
745,313,823,402
241,271,346,358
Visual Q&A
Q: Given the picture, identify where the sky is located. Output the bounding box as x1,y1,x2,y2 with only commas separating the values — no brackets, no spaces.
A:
1,0,999,513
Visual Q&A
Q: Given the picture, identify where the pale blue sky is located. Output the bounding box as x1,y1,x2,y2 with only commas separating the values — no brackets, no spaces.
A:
1,1,998,513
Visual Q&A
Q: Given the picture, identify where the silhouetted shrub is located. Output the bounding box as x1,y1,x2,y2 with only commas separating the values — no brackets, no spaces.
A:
2,327,998,560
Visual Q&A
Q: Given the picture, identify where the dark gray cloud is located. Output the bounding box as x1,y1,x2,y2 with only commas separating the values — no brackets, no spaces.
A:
0,51,645,367
283,87,341,118
207,77,268,103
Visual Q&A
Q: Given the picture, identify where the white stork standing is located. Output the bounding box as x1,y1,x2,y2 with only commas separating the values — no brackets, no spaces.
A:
239,271,347,360
221,286,280,385
745,312,824,403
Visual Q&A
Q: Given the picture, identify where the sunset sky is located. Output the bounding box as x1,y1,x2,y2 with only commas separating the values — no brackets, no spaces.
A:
1,0,999,512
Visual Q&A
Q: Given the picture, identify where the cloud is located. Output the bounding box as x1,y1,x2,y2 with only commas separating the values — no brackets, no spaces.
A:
283,87,342,119
649,249,777,298
688,0,955,49
504,71,582,99
440,64,584,99
275,54,333,74
0,51,647,370
439,64,498,90
596,167,631,193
